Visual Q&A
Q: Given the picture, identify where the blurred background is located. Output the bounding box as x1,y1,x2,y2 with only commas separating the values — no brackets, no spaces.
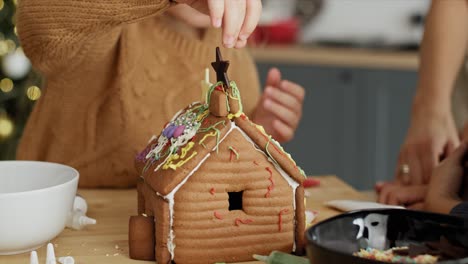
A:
0,0,42,160
0,0,430,190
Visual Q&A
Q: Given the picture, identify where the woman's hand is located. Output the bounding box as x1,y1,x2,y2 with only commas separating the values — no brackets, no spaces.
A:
176,0,262,48
395,105,459,185
424,142,467,214
252,68,305,143
379,107,458,206
377,182,427,209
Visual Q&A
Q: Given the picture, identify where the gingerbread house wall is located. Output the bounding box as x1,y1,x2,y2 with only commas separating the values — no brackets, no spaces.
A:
171,128,297,264
137,180,171,263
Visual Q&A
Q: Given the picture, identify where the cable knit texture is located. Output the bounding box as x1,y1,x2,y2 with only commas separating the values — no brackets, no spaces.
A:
16,0,261,188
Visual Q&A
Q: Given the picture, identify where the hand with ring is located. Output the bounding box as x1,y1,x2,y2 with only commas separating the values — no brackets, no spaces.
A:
394,106,459,186
376,99,459,206
400,164,410,175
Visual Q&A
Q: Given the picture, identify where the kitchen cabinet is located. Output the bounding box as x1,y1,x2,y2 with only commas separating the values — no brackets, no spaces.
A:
255,62,417,190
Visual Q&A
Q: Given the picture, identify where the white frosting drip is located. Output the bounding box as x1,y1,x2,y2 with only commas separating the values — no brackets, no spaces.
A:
146,135,168,160
153,154,171,172
147,135,157,144
155,121,301,259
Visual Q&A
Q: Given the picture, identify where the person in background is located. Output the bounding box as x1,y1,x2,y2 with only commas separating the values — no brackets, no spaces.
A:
16,0,305,188
377,0,468,207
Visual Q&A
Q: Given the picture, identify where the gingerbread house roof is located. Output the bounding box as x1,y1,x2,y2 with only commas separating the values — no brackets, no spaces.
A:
135,49,306,196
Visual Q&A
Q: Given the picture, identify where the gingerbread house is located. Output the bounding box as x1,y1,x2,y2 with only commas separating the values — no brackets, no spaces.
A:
129,48,306,264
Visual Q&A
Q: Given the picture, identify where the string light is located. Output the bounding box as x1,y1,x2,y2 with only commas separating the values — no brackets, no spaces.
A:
0,0,38,154
26,85,41,100
0,114,13,139
0,78,13,92
5,39,15,53
0,41,8,56
11,13,16,25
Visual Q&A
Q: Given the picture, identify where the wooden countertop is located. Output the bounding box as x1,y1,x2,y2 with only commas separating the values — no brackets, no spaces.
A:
249,45,419,71
1,176,369,264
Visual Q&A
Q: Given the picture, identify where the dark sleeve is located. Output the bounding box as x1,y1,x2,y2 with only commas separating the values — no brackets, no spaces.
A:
449,202,468,218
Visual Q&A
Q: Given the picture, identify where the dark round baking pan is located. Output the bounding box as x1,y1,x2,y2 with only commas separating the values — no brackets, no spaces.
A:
306,209,468,263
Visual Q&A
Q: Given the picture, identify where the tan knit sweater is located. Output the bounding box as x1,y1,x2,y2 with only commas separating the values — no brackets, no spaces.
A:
16,1,261,188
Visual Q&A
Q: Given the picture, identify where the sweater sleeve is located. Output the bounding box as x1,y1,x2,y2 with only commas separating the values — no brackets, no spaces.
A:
449,202,468,218
17,0,173,75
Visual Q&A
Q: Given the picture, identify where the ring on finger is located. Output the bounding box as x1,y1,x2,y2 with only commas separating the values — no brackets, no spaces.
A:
400,164,410,174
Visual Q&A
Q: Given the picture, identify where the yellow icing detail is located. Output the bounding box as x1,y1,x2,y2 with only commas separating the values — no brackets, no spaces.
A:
166,151,198,170
196,109,209,122
180,142,195,159
162,153,179,169
162,142,196,170
227,111,242,120
199,131,217,145
255,124,267,135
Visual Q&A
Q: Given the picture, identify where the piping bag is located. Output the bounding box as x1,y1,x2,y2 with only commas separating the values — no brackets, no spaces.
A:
253,251,310,264
66,196,96,230
30,243,75,264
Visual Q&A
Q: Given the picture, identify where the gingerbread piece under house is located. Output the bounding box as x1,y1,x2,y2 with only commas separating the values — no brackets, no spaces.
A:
129,48,306,264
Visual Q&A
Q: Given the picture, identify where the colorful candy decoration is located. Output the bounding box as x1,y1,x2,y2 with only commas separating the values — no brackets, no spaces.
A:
173,125,185,138
354,247,438,264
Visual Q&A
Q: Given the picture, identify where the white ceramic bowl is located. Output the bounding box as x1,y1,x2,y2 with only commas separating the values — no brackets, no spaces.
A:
0,161,79,255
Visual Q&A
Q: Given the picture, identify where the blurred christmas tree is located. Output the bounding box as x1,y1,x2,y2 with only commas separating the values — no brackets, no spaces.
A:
0,0,42,160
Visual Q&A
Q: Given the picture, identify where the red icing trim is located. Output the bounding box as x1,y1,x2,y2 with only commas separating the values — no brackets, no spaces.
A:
215,85,224,91
209,187,216,195
303,178,320,188
265,167,275,198
229,146,239,161
214,211,223,220
234,218,254,226
278,209,289,232
240,114,247,121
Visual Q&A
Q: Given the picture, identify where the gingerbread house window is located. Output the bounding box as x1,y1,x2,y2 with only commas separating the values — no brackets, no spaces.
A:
228,191,243,211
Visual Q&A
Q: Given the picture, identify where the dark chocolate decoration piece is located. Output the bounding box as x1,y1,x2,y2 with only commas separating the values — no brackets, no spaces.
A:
211,47,230,88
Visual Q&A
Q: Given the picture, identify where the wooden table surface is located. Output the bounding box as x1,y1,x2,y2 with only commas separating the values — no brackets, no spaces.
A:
1,176,369,264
